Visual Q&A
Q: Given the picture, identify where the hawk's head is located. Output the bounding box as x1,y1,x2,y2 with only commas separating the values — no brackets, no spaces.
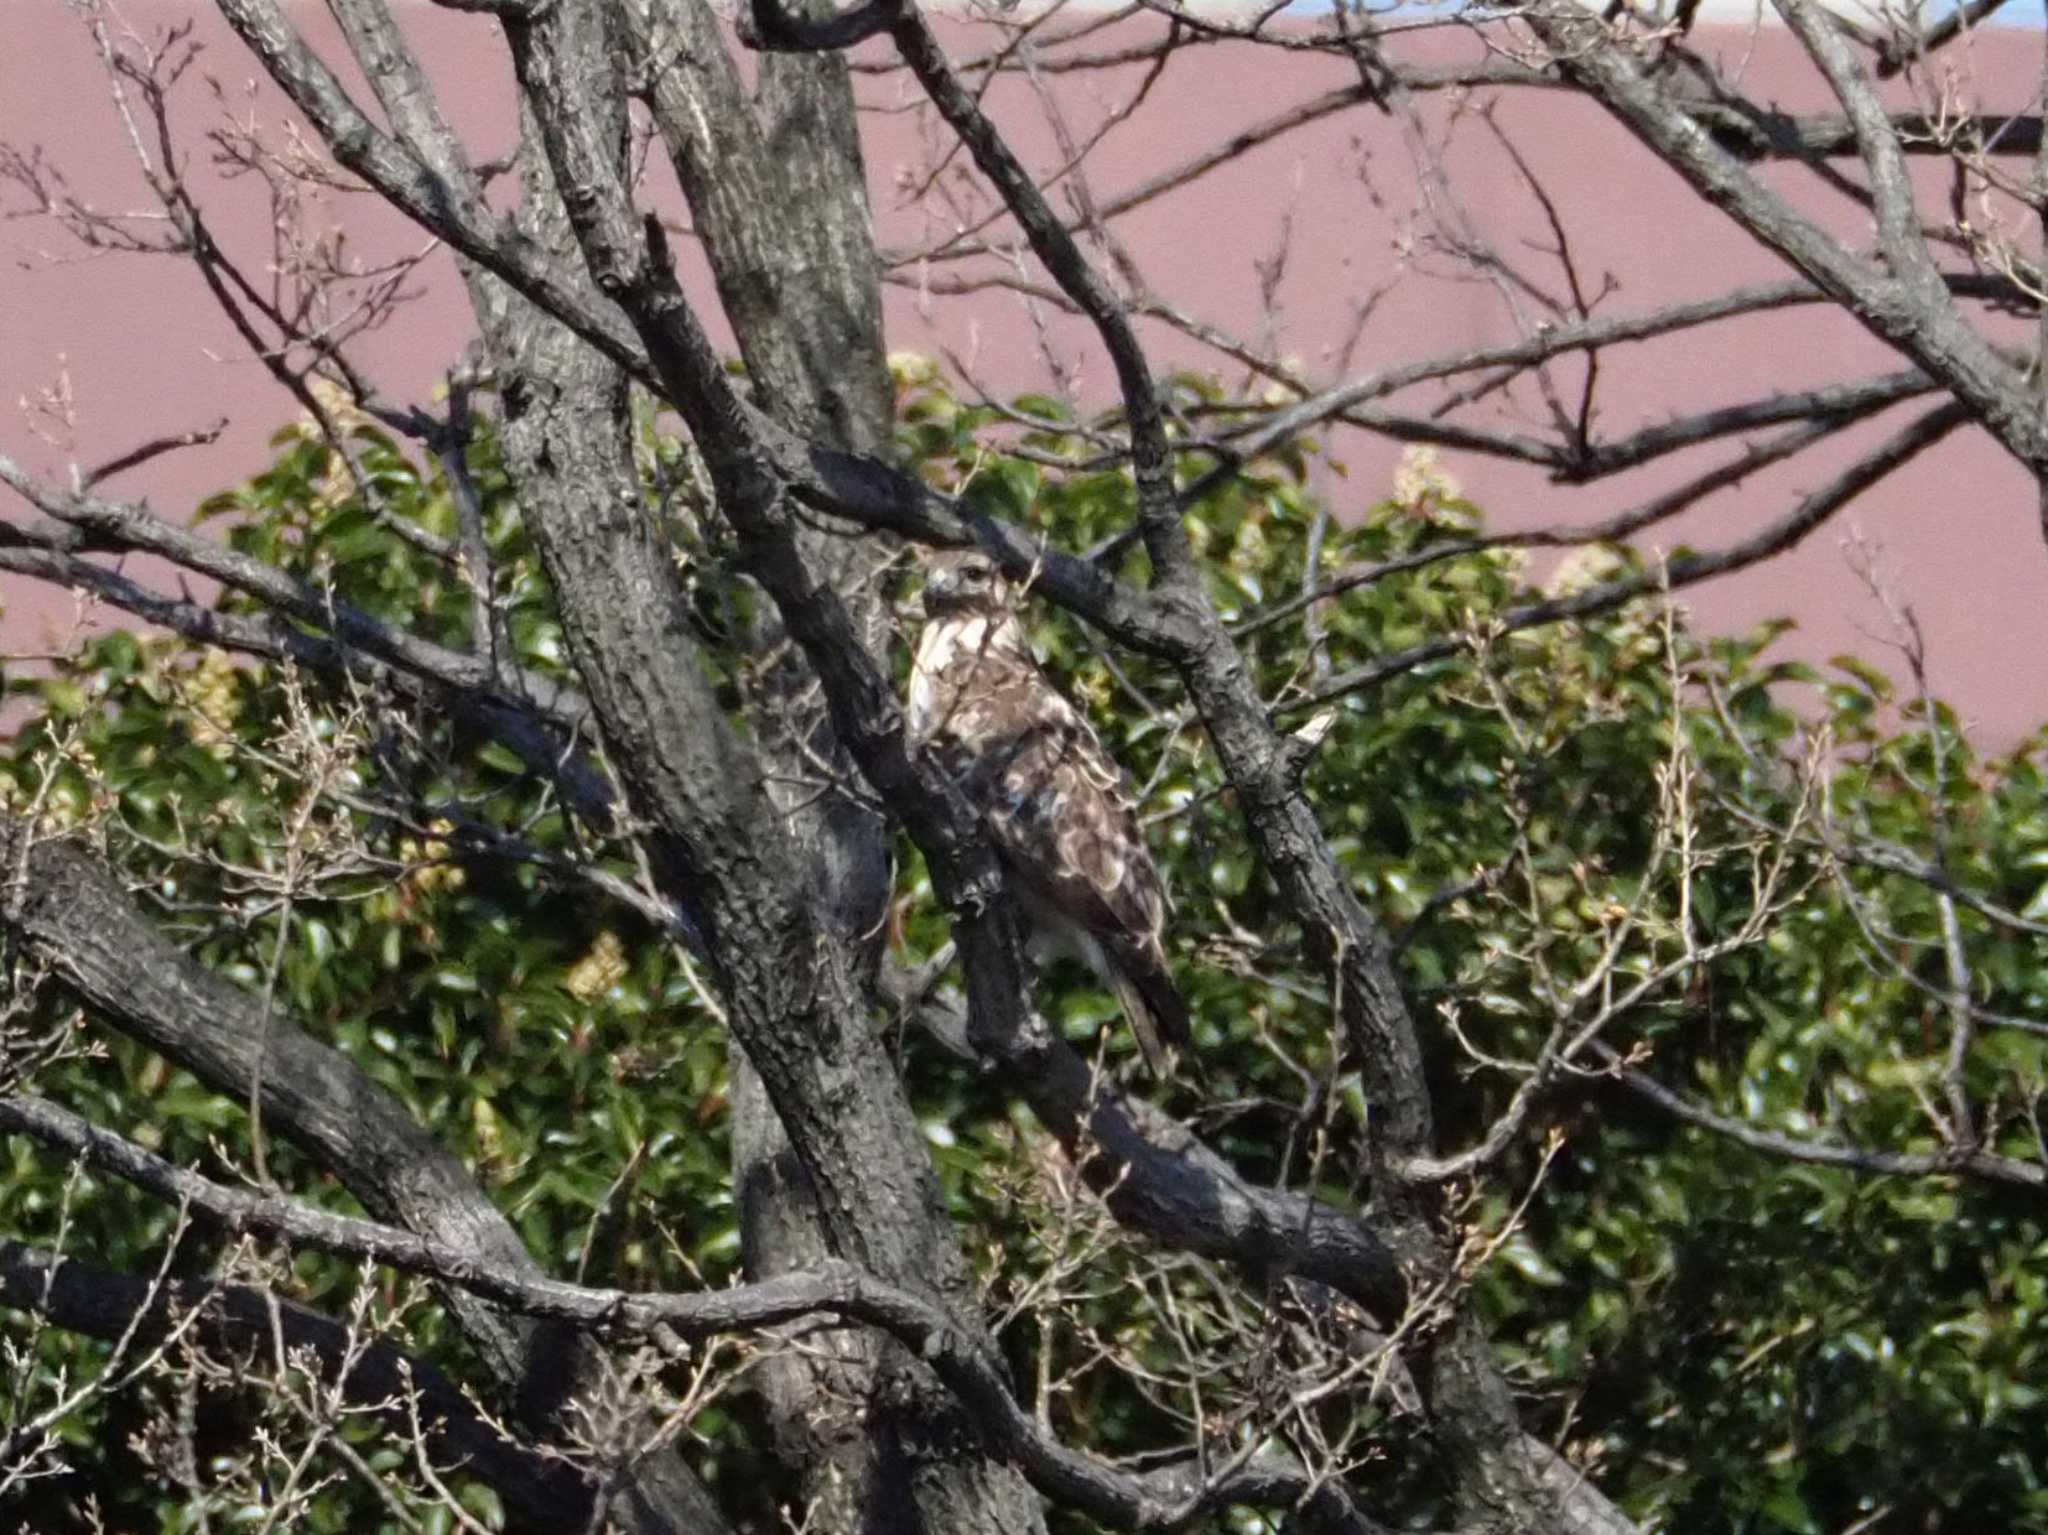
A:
920,548,1016,618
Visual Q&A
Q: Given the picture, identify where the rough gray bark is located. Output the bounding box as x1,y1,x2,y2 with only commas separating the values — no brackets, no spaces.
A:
472,8,1043,1532
627,6,919,1522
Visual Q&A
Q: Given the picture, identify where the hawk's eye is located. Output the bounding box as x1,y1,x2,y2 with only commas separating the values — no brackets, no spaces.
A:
964,564,991,584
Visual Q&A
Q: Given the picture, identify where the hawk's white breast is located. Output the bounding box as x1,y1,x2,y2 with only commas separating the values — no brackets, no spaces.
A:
908,613,998,736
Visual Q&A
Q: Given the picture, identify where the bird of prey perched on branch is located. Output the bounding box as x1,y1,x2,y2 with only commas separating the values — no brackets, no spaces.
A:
907,546,1193,1076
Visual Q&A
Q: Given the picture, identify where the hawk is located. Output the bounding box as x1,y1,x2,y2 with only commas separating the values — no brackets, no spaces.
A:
908,547,1193,1075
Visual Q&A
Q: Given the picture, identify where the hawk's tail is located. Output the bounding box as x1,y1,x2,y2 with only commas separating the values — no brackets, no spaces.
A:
1105,948,1196,1082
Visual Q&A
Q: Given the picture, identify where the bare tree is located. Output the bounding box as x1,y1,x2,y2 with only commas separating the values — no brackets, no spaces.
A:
2,1,2046,1531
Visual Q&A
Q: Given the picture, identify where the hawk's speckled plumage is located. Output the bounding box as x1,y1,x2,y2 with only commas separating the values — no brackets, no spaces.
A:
908,548,1191,1076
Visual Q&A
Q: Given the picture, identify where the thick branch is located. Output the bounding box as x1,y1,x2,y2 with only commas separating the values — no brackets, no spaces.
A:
880,966,1409,1312
1295,398,1973,712
493,15,1051,1532
1210,274,2007,473
1236,412,1854,640
1520,0,2048,479
0,452,586,731
0,542,617,829
1560,369,1933,480
0,1092,1400,1535
0,820,726,1535
1772,0,1944,292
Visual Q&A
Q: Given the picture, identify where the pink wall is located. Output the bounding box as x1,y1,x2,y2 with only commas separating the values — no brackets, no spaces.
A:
2,2,2042,740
